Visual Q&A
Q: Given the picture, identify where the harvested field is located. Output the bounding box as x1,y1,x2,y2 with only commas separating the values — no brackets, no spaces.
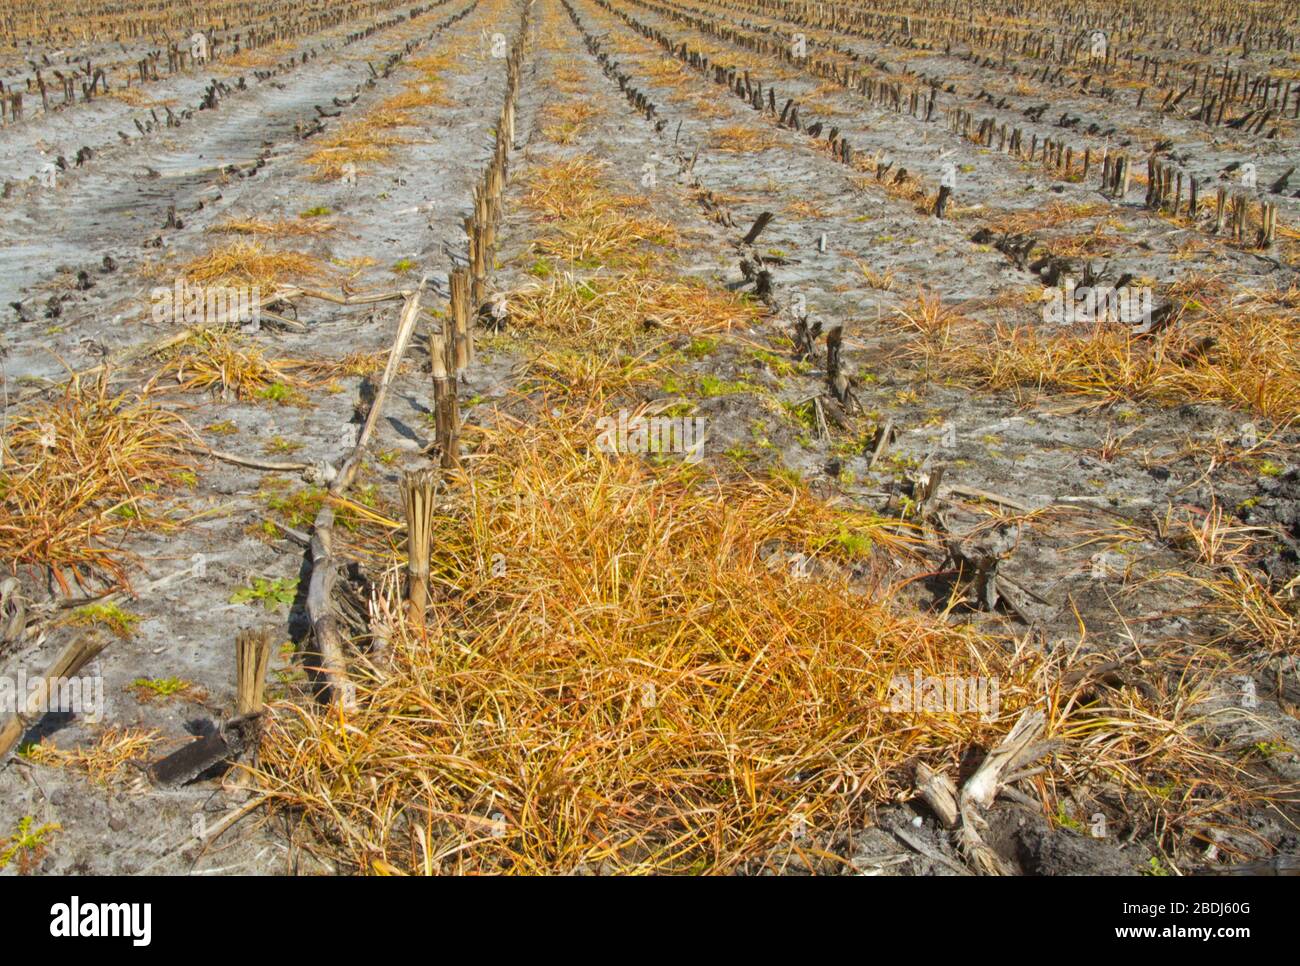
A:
0,0,1297,889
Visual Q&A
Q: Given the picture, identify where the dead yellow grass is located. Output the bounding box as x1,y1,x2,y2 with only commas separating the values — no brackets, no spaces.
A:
381,86,452,111
404,51,458,75
0,376,192,591
927,292,1300,422
668,88,734,119
982,202,1110,236
106,87,174,108
786,199,828,219
208,218,335,238
385,48,457,112
541,98,603,145
183,241,323,290
255,410,1029,874
523,343,667,402
219,39,297,71
155,329,307,400
511,271,762,342
305,109,413,180
853,257,896,292
1191,567,1299,658
894,289,971,350
1050,644,1296,856
522,157,681,263
533,211,680,263
24,727,160,785
643,56,692,86
553,64,587,93
710,123,781,153
521,155,608,220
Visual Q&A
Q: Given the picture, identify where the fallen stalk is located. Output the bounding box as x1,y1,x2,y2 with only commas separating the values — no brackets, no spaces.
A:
306,277,428,709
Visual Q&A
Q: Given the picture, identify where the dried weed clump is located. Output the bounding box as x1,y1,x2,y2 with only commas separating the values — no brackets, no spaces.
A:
305,109,414,181
0,376,193,590
23,728,160,785
509,271,762,342
256,412,1035,874
522,156,681,264
154,329,307,401
918,284,1300,423
182,241,324,290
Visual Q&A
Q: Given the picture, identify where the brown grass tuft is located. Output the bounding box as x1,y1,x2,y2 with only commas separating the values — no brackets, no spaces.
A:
510,272,762,342
0,376,193,591
24,727,160,785
208,218,335,238
925,292,1300,422
182,241,324,290
255,411,1030,874
710,123,781,153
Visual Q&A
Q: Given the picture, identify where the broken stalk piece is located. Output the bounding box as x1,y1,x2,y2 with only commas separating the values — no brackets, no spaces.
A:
235,627,273,717
400,468,438,628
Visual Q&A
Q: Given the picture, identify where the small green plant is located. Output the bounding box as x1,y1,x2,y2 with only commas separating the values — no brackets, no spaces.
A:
698,374,753,398
1142,856,1170,876
231,576,299,611
265,436,303,455
1259,460,1284,477
300,205,332,218
256,381,303,405
750,349,802,376
266,486,323,528
205,420,239,436
724,444,755,463
1254,740,1292,758
782,399,818,431
392,258,417,275
818,525,874,558
770,465,803,488
70,603,139,638
130,677,192,699
1054,805,1083,832
685,336,719,359
661,374,686,395
0,816,59,873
